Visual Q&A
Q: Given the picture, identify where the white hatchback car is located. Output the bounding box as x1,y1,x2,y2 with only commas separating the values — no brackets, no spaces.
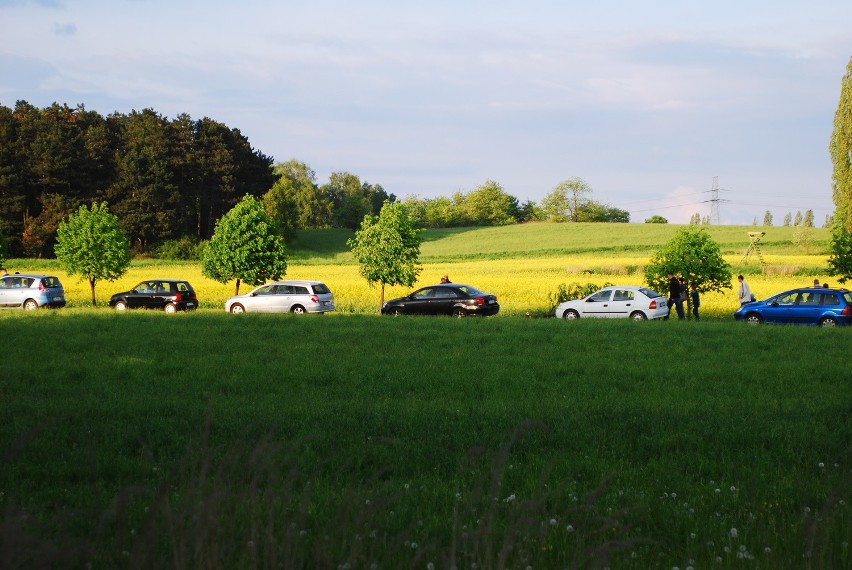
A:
225,280,335,314
554,285,668,321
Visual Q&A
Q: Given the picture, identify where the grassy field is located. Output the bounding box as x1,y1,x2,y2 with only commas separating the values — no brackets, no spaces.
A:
1,223,848,569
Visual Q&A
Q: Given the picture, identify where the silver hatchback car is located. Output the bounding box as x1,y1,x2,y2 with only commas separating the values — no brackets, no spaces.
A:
225,280,335,314
0,273,67,310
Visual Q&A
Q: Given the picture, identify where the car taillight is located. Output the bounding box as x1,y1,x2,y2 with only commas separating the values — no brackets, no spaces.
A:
310,295,319,303
174,292,182,302
843,305,851,316
475,297,485,305
38,282,44,291
649,299,657,309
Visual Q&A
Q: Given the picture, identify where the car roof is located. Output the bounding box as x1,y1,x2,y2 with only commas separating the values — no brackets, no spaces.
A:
2,273,56,279
137,278,190,283
599,285,647,290
265,280,326,286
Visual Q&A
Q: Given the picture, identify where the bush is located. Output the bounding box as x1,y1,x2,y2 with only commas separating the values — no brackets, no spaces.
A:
155,237,206,260
547,281,611,313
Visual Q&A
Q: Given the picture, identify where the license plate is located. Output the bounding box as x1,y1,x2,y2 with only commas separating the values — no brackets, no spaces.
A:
54,296,64,301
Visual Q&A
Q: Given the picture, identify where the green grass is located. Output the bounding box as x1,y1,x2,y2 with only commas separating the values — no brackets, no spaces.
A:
1,310,849,568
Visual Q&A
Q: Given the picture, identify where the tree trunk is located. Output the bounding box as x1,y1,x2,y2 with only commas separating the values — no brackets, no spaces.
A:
235,278,241,296
89,278,97,306
380,282,385,313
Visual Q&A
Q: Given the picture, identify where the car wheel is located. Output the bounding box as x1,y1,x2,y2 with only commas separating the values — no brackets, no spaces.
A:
164,303,177,314
230,303,245,314
744,313,763,325
630,311,647,321
452,307,467,318
291,305,306,314
23,299,39,311
389,307,403,316
114,300,128,311
819,316,838,327
562,309,580,320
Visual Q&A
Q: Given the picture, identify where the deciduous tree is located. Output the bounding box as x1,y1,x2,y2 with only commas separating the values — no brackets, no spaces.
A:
54,202,131,306
830,55,852,230
348,200,422,311
202,194,288,295
644,227,732,296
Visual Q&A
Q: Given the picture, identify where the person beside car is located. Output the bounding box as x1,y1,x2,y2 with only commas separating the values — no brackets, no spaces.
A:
690,283,700,321
666,272,684,320
737,275,752,305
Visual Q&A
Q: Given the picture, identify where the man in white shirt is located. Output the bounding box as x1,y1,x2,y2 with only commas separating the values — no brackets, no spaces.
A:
737,275,752,305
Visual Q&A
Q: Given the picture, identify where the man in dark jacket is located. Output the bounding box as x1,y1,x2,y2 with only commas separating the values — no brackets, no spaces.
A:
667,272,685,320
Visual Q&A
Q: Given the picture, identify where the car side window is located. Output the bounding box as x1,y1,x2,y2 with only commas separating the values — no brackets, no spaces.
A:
255,285,275,295
433,288,456,299
292,286,309,295
613,289,634,301
588,290,612,302
412,288,434,299
820,294,839,306
776,292,799,306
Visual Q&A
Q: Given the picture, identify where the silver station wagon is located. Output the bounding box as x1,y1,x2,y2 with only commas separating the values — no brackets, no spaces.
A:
225,280,335,314
0,273,66,310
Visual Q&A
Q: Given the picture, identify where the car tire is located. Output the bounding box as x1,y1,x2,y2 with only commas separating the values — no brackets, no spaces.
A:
389,307,403,316
562,309,580,320
164,303,177,314
744,313,763,325
630,311,647,321
452,307,467,318
230,303,245,314
114,300,128,311
23,299,39,311
291,305,306,314
819,316,838,327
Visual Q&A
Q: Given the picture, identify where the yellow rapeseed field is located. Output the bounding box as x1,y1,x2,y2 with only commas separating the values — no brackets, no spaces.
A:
7,224,833,318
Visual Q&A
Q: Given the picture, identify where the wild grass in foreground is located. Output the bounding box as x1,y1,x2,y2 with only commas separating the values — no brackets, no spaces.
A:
1,312,849,568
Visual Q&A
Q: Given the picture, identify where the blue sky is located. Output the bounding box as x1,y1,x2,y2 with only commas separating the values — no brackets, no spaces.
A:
1,0,850,224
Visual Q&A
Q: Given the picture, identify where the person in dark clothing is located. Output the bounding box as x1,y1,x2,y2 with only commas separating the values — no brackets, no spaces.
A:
667,272,685,320
690,283,700,321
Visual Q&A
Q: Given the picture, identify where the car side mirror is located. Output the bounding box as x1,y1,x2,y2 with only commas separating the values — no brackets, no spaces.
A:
131,289,138,294
250,292,257,297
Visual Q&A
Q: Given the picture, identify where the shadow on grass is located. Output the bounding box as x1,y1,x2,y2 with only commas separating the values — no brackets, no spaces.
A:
2,420,642,569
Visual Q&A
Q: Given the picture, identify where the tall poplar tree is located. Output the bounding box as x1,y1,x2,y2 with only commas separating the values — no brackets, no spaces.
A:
830,55,852,230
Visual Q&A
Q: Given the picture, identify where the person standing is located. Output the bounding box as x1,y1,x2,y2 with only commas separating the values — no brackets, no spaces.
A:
667,272,684,319
690,283,700,321
737,275,752,305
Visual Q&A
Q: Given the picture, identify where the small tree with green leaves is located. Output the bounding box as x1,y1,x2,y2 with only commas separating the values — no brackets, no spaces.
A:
348,200,422,311
828,224,852,283
644,227,732,297
645,215,668,224
202,194,288,296
54,202,132,306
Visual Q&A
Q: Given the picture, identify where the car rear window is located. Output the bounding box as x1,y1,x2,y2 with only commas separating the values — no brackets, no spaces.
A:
41,276,62,288
312,283,330,294
176,282,193,292
639,288,661,298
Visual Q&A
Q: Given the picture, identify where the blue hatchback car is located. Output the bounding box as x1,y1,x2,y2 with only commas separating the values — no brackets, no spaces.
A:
734,287,852,327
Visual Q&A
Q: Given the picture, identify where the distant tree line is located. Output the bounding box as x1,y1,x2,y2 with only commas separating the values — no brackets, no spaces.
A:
0,100,276,256
0,101,631,258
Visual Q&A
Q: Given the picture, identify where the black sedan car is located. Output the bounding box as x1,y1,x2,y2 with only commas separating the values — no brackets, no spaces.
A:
381,283,499,317
109,279,199,313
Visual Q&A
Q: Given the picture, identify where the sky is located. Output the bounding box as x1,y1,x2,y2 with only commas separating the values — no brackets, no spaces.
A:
1,0,850,225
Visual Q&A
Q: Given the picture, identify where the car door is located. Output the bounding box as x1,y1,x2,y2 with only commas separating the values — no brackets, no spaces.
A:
146,281,168,309
126,281,154,309
762,291,801,324
406,287,435,315
795,290,823,324
607,288,636,318
0,276,12,307
247,284,278,312
581,289,613,318
430,286,459,315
